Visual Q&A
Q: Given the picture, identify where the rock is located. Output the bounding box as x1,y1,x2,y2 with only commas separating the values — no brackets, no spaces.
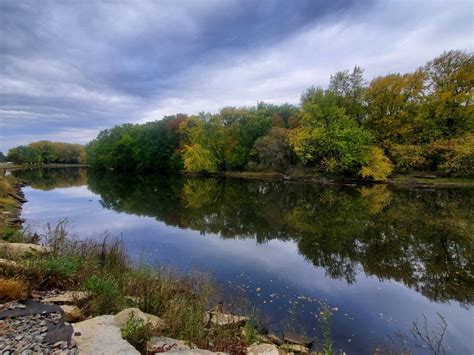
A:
282,333,312,346
266,334,283,345
59,305,81,322
43,291,90,305
113,308,165,332
166,351,227,354
0,242,49,257
247,344,280,355
280,344,309,354
73,315,140,355
146,336,191,353
0,258,18,267
208,311,248,327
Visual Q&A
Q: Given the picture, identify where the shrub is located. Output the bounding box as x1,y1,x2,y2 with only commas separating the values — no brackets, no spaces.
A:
390,144,427,172
121,313,153,353
0,226,25,242
36,255,82,289
427,133,474,177
360,147,394,181
83,274,124,315
0,278,27,301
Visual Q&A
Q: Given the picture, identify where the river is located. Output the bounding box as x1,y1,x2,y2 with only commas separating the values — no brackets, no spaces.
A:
13,168,474,354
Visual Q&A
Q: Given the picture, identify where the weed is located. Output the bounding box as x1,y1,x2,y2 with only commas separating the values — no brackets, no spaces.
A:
83,274,124,315
320,307,334,355
121,313,153,354
242,317,261,345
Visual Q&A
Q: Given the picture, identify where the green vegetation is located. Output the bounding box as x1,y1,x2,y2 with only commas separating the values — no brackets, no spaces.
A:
0,175,30,242
6,141,86,165
121,314,153,353
319,308,334,355
85,50,473,180
0,222,249,353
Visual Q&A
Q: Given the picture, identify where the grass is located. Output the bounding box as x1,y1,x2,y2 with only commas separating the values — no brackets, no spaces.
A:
0,222,252,354
0,278,28,301
121,313,153,353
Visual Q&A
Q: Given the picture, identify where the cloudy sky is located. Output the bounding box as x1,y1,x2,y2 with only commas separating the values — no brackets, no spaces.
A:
0,0,473,152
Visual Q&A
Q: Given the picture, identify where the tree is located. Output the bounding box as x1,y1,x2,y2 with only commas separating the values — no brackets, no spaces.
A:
252,127,293,172
423,50,474,138
329,65,366,125
359,147,394,181
289,88,374,174
182,144,217,172
364,71,426,146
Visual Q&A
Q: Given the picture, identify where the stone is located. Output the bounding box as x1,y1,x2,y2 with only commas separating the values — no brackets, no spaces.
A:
146,336,191,353
73,315,140,355
43,291,90,305
247,344,280,355
59,305,81,322
208,311,248,327
266,334,283,345
0,242,49,257
279,344,309,354
166,351,227,354
282,333,312,346
113,308,165,332
0,258,18,267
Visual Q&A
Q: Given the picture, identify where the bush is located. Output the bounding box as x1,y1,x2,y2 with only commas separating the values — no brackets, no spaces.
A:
121,313,153,353
360,147,394,181
84,274,124,315
427,133,474,177
390,144,427,172
0,278,27,301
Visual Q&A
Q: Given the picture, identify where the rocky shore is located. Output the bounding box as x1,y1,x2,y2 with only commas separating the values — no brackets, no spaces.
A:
0,289,309,355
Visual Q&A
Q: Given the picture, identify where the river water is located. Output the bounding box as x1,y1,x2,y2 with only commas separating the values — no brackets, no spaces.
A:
13,168,473,354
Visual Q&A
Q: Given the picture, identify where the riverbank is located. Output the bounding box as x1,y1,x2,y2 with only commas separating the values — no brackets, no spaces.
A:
0,175,30,242
0,176,315,354
183,170,474,188
0,163,88,173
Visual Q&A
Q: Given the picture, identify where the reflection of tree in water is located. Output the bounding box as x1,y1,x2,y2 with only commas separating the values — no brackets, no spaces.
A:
13,168,87,190
86,170,473,306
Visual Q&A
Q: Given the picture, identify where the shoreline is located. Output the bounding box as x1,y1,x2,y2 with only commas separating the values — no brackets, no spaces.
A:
3,164,473,189
183,170,474,189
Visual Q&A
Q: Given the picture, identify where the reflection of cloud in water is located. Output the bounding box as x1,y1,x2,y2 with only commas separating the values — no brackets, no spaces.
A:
17,170,474,354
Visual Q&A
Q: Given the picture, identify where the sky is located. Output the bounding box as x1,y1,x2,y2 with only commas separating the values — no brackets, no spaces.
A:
0,0,473,153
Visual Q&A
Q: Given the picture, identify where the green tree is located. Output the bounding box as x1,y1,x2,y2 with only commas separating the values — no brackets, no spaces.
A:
423,50,474,138
364,71,426,146
290,88,374,174
251,127,293,172
328,65,366,125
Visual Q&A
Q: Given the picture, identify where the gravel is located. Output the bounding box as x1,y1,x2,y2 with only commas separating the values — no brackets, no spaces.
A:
0,302,77,355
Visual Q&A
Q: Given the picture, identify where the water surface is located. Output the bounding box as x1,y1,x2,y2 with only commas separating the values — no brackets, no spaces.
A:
14,168,474,354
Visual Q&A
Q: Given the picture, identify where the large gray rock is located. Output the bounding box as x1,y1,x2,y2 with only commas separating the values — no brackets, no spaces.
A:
247,344,280,355
114,308,165,332
73,315,139,355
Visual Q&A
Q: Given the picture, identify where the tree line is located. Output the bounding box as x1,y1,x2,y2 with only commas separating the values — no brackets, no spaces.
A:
8,50,472,179
6,141,86,165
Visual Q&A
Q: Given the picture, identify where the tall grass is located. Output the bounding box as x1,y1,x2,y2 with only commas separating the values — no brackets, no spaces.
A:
3,221,250,353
